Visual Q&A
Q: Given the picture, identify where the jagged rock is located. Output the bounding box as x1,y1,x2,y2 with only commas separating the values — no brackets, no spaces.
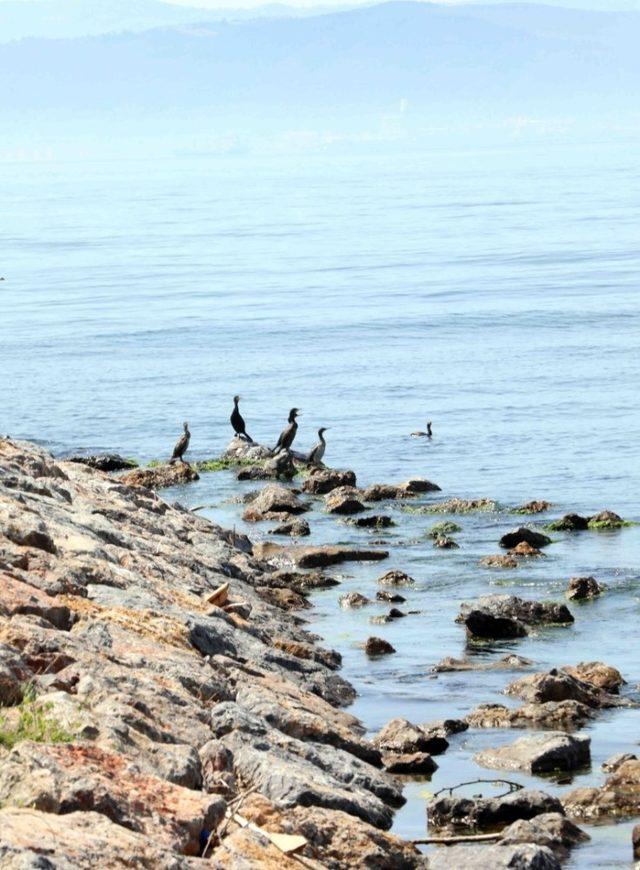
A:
269,518,311,537
466,700,593,730
514,501,552,514
433,535,459,549
0,645,30,705
0,573,75,630
365,637,396,657
480,554,519,569
562,661,624,694
587,510,626,529
427,788,564,831
302,468,357,495
339,592,371,609
242,484,308,521
120,463,199,489
373,718,449,756
602,752,637,773
546,513,589,531
499,527,552,549
475,731,591,774
505,668,624,709
499,813,589,860
510,541,543,557
566,576,602,600
562,758,640,820
67,454,138,472
325,486,366,515
433,654,533,673
463,610,528,640
426,843,560,870
376,590,406,603
457,596,574,637
382,752,437,775
349,514,395,528
377,570,415,587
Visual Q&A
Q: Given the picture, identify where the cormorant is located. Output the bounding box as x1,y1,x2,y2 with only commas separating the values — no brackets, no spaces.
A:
230,395,253,442
170,421,191,464
275,408,300,452
308,427,329,466
411,421,433,438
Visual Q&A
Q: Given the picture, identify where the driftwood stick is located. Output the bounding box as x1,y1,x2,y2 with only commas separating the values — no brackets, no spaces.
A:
410,832,502,845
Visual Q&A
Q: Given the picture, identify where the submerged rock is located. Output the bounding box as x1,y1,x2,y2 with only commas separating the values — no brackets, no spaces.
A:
423,497,498,514
480,554,519,569
433,654,533,673
377,570,415,587
349,514,395,528
376,590,406,603
566,576,602,600
433,535,459,549
302,468,357,495
475,732,591,774
509,541,543,557
499,527,552,549
363,479,440,502
513,500,553,514
457,595,574,639
546,513,589,532
427,521,461,538
364,637,396,657
587,510,626,529
268,518,311,537
427,788,564,831
120,462,199,489
339,592,371,609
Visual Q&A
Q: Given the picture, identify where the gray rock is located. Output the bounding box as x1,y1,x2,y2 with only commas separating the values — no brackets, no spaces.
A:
242,484,309,521
268,518,310,537
373,718,449,756
325,486,366,515
426,844,560,870
428,789,565,831
499,813,589,859
382,752,437,775
302,468,357,495
475,732,591,774
458,595,574,630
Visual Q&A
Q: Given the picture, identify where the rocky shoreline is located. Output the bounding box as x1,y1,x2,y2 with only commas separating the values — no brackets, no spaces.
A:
1,438,639,868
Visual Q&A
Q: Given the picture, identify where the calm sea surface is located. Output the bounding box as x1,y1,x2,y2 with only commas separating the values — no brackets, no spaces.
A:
2,142,640,866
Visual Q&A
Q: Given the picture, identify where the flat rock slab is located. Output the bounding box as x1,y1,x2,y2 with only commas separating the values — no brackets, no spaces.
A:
67,454,137,472
253,542,389,569
382,752,437,775
426,843,560,870
466,701,593,730
475,732,591,774
428,788,565,831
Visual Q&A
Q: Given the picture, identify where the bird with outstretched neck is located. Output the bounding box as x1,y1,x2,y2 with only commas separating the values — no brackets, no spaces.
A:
169,421,191,464
308,427,329,466
275,408,300,453
411,421,433,438
230,395,253,442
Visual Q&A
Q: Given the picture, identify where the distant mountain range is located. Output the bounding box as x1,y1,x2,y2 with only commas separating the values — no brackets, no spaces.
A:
1,1,639,145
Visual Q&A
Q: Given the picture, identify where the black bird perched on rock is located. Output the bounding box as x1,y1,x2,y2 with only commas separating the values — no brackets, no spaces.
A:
275,408,300,453
230,395,253,442
411,421,433,438
170,421,191,464
308,427,329,466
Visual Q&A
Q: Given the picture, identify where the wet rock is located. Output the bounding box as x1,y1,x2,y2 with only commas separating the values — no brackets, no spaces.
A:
480,554,519,569
382,752,438,775
427,521,461,538
266,568,339,593
377,570,415,587
376,590,406,603
433,535,459,549
424,497,498,514
365,637,396,657
562,758,640,820
633,823,640,859
458,595,574,635
257,586,311,611
421,718,469,738
602,752,637,773
427,788,565,831
325,486,366,515
388,608,406,618
268,518,311,537
566,576,602,600
349,514,395,528
587,510,626,529
426,843,560,870
339,591,371,608
373,718,449,756
242,484,309,521
237,451,296,481
253,544,389,569
433,654,533,673
475,731,591,774
466,700,593,730
362,483,404,502
546,513,589,532
499,527,552,549
509,541,543,557
0,742,225,855
403,478,441,494
463,609,528,640
514,501,553,514
499,812,589,860
120,463,199,489
67,454,138,472
505,668,623,709
302,468,357,495
562,661,624,694
362,479,440,502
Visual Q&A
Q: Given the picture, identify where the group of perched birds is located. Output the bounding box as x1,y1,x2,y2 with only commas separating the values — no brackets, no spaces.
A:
169,397,329,466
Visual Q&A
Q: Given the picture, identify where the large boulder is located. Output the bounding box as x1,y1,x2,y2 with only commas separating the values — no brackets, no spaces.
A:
324,486,366,515
499,813,589,860
505,668,624,709
427,788,564,831
562,661,624,694
563,758,640,820
457,596,574,638
463,610,527,640
381,752,438,775
475,732,591,774
242,485,309,521
237,451,296,481
373,718,449,756
302,468,357,495
499,527,551,549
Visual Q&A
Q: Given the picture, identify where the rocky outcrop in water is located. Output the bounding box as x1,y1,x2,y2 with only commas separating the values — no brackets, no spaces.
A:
475,732,591,774
0,439,419,867
457,595,574,640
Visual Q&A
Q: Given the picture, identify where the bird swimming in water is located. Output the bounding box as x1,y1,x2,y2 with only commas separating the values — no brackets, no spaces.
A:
230,395,253,442
308,427,329,466
170,421,191,464
275,408,300,453
411,421,433,438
